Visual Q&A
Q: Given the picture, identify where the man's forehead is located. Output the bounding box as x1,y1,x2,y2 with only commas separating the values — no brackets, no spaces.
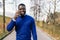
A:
19,5,25,8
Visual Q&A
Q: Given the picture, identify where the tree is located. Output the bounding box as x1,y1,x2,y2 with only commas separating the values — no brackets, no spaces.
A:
52,0,59,24
30,0,41,21
3,0,5,32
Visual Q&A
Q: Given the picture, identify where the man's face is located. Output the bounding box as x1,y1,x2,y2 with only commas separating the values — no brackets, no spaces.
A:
18,5,26,16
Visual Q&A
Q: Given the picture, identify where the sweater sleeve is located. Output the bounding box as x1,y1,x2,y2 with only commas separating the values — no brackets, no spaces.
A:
7,19,16,32
31,19,37,40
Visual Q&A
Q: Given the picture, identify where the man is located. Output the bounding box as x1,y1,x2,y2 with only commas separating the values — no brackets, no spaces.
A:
7,3,37,40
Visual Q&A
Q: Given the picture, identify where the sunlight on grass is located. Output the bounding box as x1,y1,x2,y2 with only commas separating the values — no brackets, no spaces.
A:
37,21,60,40
0,15,11,39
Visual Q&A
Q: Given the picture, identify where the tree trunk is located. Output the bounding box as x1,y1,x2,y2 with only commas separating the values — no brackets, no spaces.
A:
3,0,5,33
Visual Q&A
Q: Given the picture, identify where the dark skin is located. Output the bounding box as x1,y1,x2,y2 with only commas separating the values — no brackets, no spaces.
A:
14,5,26,19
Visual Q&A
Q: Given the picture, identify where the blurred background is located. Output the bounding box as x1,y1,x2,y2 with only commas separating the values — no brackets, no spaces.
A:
0,0,60,40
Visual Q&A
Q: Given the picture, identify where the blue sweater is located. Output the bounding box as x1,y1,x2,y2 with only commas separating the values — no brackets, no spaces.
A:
7,15,37,40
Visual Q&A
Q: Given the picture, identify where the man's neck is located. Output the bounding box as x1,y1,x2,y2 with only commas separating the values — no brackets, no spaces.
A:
19,14,26,18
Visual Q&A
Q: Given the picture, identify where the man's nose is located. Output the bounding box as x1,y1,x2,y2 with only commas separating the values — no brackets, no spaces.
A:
21,9,24,11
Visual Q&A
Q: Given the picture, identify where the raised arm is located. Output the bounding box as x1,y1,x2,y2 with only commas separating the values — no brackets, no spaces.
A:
7,10,20,31
7,19,16,31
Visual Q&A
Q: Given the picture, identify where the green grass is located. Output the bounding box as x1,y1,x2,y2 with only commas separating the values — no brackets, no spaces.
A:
0,31,8,39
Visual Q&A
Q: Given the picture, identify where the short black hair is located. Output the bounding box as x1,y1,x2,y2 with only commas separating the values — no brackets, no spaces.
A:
18,3,26,9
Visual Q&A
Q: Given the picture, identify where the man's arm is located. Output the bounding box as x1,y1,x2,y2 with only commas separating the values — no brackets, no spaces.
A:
31,19,37,40
7,11,19,32
7,19,16,31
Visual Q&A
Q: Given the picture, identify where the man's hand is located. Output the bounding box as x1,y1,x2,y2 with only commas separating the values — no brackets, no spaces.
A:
14,10,20,20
